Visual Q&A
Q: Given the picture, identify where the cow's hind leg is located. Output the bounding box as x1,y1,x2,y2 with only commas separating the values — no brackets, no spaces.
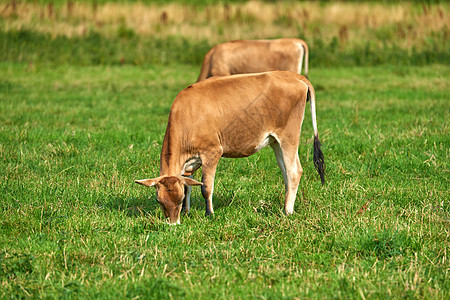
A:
270,141,303,215
200,149,222,217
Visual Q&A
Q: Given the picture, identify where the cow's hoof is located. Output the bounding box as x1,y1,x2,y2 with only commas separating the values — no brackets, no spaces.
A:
284,209,294,215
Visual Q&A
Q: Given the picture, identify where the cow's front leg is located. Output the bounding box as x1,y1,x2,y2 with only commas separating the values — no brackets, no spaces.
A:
200,150,222,217
182,174,194,214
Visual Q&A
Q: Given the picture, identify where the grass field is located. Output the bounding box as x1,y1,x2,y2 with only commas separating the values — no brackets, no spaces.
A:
1,62,448,298
1,0,449,299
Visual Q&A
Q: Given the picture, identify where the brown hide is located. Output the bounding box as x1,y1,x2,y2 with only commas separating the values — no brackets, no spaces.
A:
197,38,309,82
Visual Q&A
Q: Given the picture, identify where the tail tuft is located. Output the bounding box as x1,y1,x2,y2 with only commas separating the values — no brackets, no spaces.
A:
313,136,325,185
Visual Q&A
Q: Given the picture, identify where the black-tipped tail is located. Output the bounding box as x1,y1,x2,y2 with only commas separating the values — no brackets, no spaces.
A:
313,136,325,185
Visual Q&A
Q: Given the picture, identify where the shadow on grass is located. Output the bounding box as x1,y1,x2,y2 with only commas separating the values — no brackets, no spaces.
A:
100,194,159,217
101,192,232,217
212,187,284,218
101,186,280,223
191,190,235,212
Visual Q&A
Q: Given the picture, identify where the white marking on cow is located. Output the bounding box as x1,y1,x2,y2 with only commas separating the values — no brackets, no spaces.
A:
254,134,274,153
296,42,304,74
182,155,202,173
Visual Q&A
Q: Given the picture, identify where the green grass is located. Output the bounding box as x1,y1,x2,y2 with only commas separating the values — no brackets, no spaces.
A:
0,62,448,298
2,29,448,68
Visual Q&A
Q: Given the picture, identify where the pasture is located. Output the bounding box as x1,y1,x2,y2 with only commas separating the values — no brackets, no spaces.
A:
1,0,449,299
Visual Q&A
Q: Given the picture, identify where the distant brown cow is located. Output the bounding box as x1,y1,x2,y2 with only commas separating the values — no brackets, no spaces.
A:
136,71,324,224
196,38,309,82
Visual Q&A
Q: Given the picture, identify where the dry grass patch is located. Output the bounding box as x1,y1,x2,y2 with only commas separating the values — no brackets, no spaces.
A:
1,1,448,48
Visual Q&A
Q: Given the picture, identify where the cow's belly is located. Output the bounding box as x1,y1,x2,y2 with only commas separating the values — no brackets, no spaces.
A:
222,134,276,158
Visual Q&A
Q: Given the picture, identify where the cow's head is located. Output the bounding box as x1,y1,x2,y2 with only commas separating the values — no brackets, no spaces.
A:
135,175,202,224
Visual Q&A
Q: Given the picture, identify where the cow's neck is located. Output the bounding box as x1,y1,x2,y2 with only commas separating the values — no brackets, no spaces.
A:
159,123,187,176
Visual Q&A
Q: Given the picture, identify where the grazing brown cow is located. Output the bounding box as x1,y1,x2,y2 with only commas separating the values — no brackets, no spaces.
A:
196,38,309,82
136,71,324,224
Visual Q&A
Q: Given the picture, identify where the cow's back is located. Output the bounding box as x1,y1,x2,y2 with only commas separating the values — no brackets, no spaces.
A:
171,71,309,157
211,39,302,75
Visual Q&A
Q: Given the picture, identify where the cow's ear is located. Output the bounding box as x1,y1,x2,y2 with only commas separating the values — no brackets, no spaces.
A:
135,177,162,187
180,177,203,187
